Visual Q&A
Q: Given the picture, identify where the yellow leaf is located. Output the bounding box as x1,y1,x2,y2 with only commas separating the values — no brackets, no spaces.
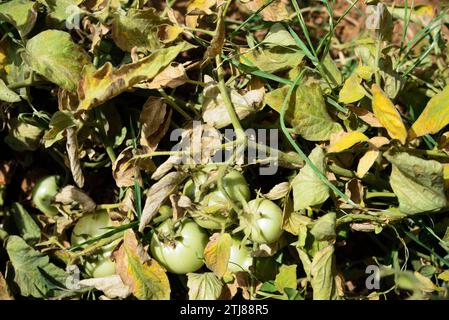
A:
115,230,170,300
328,131,369,153
204,233,232,277
355,65,374,81
409,85,449,139
77,42,194,110
339,74,366,104
357,149,379,178
371,84,407,144
438,270,449,282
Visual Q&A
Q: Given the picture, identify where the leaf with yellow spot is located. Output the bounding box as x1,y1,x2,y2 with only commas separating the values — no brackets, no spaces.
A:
328,131,369,153
371,84,407,144
339,74,366,104
204,233,231,278
409,85,449,139
77,41,194,110
114,230,170,300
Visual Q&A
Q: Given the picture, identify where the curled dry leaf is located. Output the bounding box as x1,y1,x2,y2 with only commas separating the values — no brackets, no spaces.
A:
264,182,290,200
144,63,188,89
151,122,222,180
54,185,96,213
202,76,264,129
356,136,390,178
113,147,142,188
242,0,291,22
169,194,185,221
66,127,84,188
79,275,132,299
139,97,172,152
139,171,187,232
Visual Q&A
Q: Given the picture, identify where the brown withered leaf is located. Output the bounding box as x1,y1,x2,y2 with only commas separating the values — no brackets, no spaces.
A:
113,147,142,188
139,171,187,232
242,0,291,22
169,194,185,221
0,272,13,300
264,182,290,200
54,185,96,213
0,161,14,185
185,0,216,28
66,127,84,188
114,230,170,300
144,62,188,89
139,97,172,151
356,136,390,178
79,275,131,299
348,106,382,128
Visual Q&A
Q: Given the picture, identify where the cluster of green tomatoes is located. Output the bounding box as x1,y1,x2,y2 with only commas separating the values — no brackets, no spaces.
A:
32,168,284,280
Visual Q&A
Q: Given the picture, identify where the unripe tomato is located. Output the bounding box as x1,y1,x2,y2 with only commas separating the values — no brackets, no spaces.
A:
194,190,234,230
222,170,251,203
71,211,118,278
32,175,60,217
241,199,284,244
150,219,208,274
227,236,253,273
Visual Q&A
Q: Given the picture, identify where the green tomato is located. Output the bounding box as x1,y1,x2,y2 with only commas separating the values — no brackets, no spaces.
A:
32,175,60,217
222,170,251,203
227,236,253,273
150,219,208,274
71,211,118,278
194,190,235,230
241,199,284,244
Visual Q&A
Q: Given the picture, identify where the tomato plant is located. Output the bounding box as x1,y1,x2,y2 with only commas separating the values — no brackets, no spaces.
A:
150,219,209,274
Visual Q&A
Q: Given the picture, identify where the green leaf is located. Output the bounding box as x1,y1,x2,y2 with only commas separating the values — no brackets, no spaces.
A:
11,203,41,245
37,0,84,25
0,0,37,37
43,111,76,148
291,146,330,210
310,244,338,300
262,23,297,47
0,79,20,103
23,30,92,91
4,119,44,152
186,272,223,300
310,212,336,241
77,41,195,110
6,236,69,298
274,264,297,294
112,8,165,52
384,150,447,215
265,83,342,141
321,54,343,88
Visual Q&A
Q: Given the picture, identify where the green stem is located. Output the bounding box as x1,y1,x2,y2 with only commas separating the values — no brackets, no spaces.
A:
365,192,397,200
105,146,117,163
159,89,193,121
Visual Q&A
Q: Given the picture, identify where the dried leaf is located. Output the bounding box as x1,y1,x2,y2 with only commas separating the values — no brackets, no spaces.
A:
139,172,187,232
139,97,172,151
371,84,407,144
264,182,290,200
242,0,291,22
113,147,142,188
79,275,132,299
66,127,84,188
144,63,188,89
54,185,96,213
